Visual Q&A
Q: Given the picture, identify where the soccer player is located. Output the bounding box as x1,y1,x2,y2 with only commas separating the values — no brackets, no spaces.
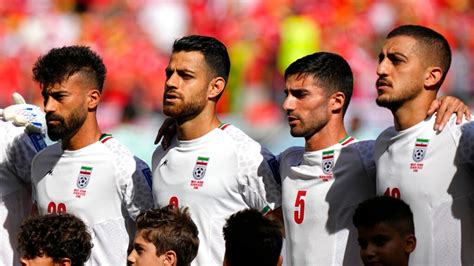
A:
223,208,283,266
279,52,376,265
128,206,199,266
151,35,281,265
353,196,416,266
30,45,154,265
278,51,470,265
374,24,474,264
18,213,93,266
0,94,47,266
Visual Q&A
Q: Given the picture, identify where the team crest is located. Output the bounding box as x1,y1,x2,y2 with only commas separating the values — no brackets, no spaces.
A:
193,157,209,180
322,150,334,174
77,166,93,189
412,138,429,162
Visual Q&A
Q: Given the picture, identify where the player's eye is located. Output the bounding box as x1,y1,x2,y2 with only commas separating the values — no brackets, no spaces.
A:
372,235,390,247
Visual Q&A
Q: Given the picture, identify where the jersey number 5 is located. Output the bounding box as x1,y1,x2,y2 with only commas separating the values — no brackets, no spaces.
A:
47,201,67,213
294,190,307,224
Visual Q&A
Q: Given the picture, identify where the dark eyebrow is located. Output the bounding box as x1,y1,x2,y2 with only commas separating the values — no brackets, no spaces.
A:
387,51,408,60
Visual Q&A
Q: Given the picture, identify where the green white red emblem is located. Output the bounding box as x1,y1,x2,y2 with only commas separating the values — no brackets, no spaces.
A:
412,138,429,162
193,157,209,180
322,150,334,174
77,166,92,189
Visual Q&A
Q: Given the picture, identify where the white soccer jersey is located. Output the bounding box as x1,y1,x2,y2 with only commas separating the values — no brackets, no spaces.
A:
375,115,474,265
280,137,376,266
0,121,46,266
31,134,154,266
152,123,281,266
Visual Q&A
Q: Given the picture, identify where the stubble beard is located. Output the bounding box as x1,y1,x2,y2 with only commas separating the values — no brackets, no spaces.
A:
47,106,87,141
163,96,208,124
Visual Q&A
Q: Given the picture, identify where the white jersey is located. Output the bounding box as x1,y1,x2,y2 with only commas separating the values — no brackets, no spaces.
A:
375,115,474,265
0,121,46,266
31,134,154,266
280,137,376,266
152,123,281,266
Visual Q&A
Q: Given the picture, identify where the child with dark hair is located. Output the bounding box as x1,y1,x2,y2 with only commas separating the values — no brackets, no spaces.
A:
223,208,283,266
353,196,416,266
128,206,199,266
18,213,93,266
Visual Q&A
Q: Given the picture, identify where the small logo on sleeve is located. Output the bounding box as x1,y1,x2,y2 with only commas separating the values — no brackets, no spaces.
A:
74,166,92,198
191,156,209,189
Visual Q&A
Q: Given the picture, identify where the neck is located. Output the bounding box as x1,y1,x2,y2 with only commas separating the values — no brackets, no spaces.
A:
392,91,436,131
305,117,348,151
61,114,102,150
176,105,221,140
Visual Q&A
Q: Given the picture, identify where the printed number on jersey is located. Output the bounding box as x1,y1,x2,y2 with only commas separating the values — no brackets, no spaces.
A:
294,190,307,224
47,201,67,213
384,187,401,199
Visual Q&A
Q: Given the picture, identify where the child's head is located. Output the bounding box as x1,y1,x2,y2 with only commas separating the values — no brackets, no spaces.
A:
128,206,199,266
18,213,92,266
223,208,283,266
353,196,416,266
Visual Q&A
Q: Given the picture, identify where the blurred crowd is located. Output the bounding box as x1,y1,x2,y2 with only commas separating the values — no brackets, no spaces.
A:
1,0,473,154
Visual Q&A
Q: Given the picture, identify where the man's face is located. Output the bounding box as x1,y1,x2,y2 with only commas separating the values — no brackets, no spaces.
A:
376,35,427,110
128,231,169,266
357,223,412,266
163,51,210,122
283,74,331,139
42,73,88,141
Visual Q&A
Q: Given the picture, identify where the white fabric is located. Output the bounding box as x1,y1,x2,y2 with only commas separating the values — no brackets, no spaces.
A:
152,124,281,266
375,115,474,265
31,137,154,266
279,139,376,266
0,121,46,266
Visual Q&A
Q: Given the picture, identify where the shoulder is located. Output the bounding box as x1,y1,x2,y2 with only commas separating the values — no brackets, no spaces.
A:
279,146,305,160
218,123,263,151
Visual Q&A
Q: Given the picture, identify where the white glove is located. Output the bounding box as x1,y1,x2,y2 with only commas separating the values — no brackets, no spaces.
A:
0,92,46,135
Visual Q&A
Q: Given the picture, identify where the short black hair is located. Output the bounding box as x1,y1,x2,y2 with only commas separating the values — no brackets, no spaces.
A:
353,196,415,236
284,52,353,114
33,45,107,92
136,206,199,266
18,213,92,266
172,35,230,84
387,25,451,85
223,209,283,266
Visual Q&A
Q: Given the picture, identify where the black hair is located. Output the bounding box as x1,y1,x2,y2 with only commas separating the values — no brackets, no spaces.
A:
284,52,353,114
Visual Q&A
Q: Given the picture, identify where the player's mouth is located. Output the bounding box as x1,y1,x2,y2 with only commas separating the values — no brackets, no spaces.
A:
365,262,384,266
376,78,392,92
287,115,299,127
163,92,181,103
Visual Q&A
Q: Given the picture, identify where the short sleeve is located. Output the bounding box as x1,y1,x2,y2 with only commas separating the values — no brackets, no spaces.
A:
9,132,46,184
457,121,474,174
237,142,282,214
118,156,154,220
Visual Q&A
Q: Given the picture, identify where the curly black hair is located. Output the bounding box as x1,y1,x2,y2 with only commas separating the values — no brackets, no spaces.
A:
32,45,107,91
18,213,93,266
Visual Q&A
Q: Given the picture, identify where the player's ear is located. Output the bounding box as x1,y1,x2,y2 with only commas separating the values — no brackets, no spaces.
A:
424,66,443,90
208,77,226,101
329,91,345,114
163,250,177,266
87,88,101,110
404,234,417,254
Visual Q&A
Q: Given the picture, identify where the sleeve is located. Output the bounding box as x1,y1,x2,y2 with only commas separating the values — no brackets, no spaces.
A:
8,132,46,184
457,121,474,174
237,140,282,214
117,156,154,220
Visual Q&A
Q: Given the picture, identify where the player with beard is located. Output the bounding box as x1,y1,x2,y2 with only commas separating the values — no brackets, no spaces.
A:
374,25,474,265
151,35,281,265
30,46,154,265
